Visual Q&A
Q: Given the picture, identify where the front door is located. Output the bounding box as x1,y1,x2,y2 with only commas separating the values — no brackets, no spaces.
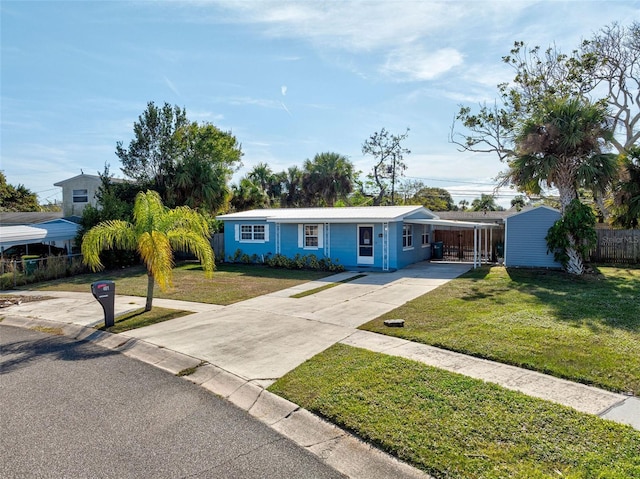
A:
357,225,374,265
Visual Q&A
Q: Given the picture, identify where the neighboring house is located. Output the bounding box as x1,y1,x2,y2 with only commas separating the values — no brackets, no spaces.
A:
217,206,497,271
0,219,80,256
54,174,103,217
504,206,562,269
54,173,126,217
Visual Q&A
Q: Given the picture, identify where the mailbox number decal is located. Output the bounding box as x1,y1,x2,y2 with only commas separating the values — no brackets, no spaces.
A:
97,283,110,291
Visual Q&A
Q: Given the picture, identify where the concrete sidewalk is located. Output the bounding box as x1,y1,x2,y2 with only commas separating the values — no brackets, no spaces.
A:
2,260,638,478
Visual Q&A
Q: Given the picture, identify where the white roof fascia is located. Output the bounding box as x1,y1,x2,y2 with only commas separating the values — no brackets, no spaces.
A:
405,219,501,228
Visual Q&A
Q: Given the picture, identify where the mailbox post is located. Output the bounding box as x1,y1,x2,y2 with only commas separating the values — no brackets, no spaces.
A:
91,281,115,327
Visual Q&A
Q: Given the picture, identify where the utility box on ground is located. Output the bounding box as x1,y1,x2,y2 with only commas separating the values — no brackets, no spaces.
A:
91,281,115,327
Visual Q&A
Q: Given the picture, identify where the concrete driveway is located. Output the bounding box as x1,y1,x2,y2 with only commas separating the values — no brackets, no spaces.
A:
121,262,471,384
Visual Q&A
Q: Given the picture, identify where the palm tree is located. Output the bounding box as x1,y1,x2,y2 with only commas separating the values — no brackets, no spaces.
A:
502,96,617,273
230,178,269,211
303,152,355,207
282,166,304,207
471,194,501,212
82,190,214,311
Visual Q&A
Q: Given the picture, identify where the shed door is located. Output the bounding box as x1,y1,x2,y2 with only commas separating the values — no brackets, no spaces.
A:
357,225,374,265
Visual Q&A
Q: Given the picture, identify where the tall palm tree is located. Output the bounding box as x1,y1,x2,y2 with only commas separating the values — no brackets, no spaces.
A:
303,152,355,207
502,96,617,273
230,178,269,211
82,190,214,311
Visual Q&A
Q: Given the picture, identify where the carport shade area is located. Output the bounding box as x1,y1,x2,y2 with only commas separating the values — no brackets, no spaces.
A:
405,219,500,268
0,221,79,256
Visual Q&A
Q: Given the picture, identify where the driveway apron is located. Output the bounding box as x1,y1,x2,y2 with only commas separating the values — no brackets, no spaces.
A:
122,262,472,384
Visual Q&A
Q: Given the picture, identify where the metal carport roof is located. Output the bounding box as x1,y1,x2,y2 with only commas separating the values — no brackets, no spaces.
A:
0,220,79,249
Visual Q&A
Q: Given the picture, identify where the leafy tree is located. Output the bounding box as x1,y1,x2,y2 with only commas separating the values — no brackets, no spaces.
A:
247,163,283,206
610,147,640,228
0,172,39,212
503,96,616,273
116,102,188,190
458,199,469,211
115,102,241,211
82,190,214,311
362,128,410,205
471,193,502,212
170,122,241,212
398,180,455,210
452,22,639,160
302,152,355,207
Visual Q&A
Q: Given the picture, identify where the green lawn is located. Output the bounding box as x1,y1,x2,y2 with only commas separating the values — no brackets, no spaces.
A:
269,344,640,479
362,266,640,394
98,307,191,333
19,262,332,305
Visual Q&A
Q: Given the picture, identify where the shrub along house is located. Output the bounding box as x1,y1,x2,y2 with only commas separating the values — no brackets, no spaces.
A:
217,206,498,271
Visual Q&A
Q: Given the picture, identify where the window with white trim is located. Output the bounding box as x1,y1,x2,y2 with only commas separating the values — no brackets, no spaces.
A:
422,225,430,246
238,224,267,242
402,224,413,249
304,225,319,247
298,223,323,249
72,189,88,203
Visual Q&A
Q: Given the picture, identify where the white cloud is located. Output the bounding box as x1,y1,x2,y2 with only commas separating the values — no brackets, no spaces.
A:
382,47,464,81
281,85,287,96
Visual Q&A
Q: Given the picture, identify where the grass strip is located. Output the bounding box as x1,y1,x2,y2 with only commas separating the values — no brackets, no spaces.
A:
362,265,640,395
97,307,191,333
290,274,367,298
269,344,640,479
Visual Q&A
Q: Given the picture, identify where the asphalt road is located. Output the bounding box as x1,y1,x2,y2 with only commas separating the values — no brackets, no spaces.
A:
0,325,345,479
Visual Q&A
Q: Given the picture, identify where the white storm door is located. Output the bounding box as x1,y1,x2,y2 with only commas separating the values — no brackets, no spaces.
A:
357,225,374,265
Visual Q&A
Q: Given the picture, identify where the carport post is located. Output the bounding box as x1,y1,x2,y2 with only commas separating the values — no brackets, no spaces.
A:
473,226,478,269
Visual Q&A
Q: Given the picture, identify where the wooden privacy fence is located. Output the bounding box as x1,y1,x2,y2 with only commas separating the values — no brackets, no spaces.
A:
211,233,224,261
591,229,640,264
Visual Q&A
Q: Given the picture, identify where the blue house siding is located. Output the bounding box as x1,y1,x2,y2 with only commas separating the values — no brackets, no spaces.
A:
504,207,562,268
223,220,276,261
218,207,451,271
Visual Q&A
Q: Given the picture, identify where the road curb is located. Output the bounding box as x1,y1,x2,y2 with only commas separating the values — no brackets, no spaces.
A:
1,315,432,479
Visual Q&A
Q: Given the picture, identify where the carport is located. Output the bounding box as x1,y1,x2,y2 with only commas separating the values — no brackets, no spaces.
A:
405,219,501,268
0,219,79,255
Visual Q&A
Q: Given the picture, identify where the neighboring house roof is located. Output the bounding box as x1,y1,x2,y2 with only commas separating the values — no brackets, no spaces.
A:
54,173,101,186
218,206,437,223
0,211,63,225
53,173,126,186
0,219,80,248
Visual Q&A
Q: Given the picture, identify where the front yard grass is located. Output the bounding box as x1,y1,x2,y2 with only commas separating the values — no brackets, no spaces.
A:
19,262,332,305
97,307,191,333
362,265,640,394
269,344,640,479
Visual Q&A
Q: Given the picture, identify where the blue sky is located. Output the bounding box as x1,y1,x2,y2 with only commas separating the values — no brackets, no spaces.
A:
2,1,638,207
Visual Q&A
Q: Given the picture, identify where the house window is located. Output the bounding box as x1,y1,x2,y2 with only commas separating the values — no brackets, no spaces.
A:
403,224,413,249
72,189,88,203
422,225,430,246
305,225,319,247
239,224,266,242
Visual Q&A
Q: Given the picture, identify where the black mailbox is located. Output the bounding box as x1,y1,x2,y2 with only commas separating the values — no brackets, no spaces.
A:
91,281,115,327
